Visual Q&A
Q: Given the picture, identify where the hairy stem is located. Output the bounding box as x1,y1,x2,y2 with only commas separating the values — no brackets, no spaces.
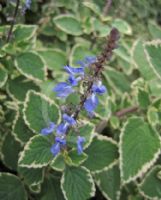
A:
6,0,20,43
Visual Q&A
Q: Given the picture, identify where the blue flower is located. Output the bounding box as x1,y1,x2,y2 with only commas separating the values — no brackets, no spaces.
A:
68,75,81,86
92,82,107,95
53,82,74,98
50,136,66,156
55,136,66,145
63,114,76,126
56,123,69,135
77,56,96,68
22,0,32,14
64,65,84,75
85,56,96,65
50,143,60,156
84,93,99,114
77,136,86,155
41,122,55,135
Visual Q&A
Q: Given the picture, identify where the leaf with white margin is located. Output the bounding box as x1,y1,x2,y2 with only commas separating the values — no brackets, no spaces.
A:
61,166,95,200
132,39,156,81
139,165,161,199
0,67,8,88
38,173,65,200
23,90,60,134
7,76,39,102
144,40,161,80
1,133,22,171
53,15,83,36
50,154,66,172
120,117,161,183
94,163,121,200
12,108,34,145
0,173,27,200
15,52,47,82
83,134,118,173
18,135,53,168
18,167,44,186
112,18,132,35
38,49,67,71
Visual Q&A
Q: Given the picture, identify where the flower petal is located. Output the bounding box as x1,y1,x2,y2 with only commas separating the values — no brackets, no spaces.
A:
41,122,55,135
63,114,76,126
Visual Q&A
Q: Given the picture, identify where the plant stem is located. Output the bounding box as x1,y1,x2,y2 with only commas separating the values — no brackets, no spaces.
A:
115,105,138,117
103,0,112,16
73,28,120,120
96,105,139,133
6,0,20,43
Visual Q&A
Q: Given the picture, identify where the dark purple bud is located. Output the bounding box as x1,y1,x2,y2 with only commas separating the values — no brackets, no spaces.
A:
110,28,120,41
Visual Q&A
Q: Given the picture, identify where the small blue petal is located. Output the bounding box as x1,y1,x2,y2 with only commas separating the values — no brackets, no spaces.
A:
56,123,69,135
92,83,107,95
50,143,60,156
85,56,96,65
41,122,55,135
68,75,78,86
77,136,86,155
76,60,86,68
53,82,74,98
55,136,66,146
64,65,84,75
63,114,76,126
84,94,99,113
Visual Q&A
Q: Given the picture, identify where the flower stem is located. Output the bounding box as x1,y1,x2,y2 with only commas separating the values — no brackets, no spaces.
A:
73,28,120,120
6,0,20,43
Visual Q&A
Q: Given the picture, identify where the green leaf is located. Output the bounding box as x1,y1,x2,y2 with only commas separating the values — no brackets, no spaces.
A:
38,173,65,200
95,94,111,120
7,76,39,102
18,135,53,168
15,52,46,82
83,2,101,17
53,15,83,36
120,117,161,183
0,173,27,200
148,21,161,39
18,167,44,186
50,154,66,172
23,90,60,134
61,166,95,200
38,49,67,71
1,133,22,171
139,165,161,199
0,67,8,88
13,25,37,43
144,40,161,80
94,164,121,200
70,43,95,66
103,68,130,94
92,18,110,37
132,39,156,80
147,106,159,126
12,108,35,145
83,135,118,172
112,18,132,35
68,150,88,167
137,89,150,109
67,123,94,149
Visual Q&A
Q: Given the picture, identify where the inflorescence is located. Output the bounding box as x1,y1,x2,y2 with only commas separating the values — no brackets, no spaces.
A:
41,28,120,157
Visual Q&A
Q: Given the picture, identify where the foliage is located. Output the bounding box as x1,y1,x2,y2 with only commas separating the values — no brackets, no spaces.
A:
0,0,161,200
